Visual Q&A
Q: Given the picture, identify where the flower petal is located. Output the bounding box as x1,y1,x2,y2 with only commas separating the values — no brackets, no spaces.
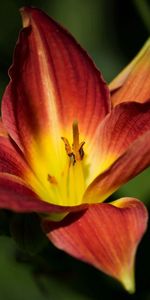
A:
0,118,7,136
84,130,150,203
0,136,30,177
87,101,150,181
0,173,78,213
0,136,56,206
45,198,148,292
1,7,110,207
2,7,110,156
110,39,150,106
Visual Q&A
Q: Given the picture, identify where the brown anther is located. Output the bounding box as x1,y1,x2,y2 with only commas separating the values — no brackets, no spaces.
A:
69,152,76,165
61,137,72,156
79,141,85,160
48,174,58,185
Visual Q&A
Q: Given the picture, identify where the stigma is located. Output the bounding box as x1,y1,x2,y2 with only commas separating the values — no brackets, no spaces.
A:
61,120,85,165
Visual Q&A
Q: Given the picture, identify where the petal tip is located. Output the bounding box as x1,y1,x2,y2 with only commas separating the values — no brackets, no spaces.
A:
20,7,31,28
120,269,135,294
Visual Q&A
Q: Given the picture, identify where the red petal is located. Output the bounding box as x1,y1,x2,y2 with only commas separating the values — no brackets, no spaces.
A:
110,39,150,106
88,101,150,181
2,7,110,155
45,198,148,292
84,130,150,203
0,136,30,177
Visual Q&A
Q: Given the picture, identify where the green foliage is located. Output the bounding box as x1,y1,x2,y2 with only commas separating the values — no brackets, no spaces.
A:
117,168,150,205
10,213,48,255
0,210,11,236
0,236,89,300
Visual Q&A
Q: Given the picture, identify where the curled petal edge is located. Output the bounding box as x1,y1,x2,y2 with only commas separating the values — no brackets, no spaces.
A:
110,39,150,105
44,198,148,293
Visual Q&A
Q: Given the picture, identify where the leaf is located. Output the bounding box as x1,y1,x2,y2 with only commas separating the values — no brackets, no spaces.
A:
116,168,150,205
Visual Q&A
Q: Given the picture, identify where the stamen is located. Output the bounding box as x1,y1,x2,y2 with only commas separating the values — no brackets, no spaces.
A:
79,141,85,160
61,120,85,164
61,137,72,156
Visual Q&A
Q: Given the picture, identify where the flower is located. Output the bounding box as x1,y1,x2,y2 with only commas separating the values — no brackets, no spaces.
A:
0,7,150,293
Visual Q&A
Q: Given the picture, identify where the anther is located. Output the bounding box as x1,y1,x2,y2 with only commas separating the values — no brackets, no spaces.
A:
61,120,85,164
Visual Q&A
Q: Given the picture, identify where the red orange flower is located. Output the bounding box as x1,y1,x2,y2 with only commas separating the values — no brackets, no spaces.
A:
0,7,150,292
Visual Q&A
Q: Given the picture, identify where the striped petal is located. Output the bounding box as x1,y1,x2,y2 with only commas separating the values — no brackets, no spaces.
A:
87,101,150,181
84,130,150,203
110,39,150,106
0,136,30,177
2,7,110,158
45,198,148,292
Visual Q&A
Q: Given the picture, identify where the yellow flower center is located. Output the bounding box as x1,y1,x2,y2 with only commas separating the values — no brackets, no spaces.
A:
26,120,87,207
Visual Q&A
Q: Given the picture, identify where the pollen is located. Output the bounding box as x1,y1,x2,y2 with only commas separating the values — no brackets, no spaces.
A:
48,174,58,185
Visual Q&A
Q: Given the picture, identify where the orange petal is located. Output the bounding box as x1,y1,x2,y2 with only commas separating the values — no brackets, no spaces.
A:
110,39,150,106
87,101,150,181
45,198,148,292
84,130,150,203
0,173,87,213
2,7,110,156
0,173,70,213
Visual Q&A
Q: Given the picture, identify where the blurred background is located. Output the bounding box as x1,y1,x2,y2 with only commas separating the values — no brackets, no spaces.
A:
0,0,150,299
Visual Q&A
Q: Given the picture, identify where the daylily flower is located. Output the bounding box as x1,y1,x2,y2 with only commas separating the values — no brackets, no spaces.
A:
0,7,150,293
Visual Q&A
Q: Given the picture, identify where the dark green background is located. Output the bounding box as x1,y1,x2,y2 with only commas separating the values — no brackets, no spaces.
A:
0,0,150,299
